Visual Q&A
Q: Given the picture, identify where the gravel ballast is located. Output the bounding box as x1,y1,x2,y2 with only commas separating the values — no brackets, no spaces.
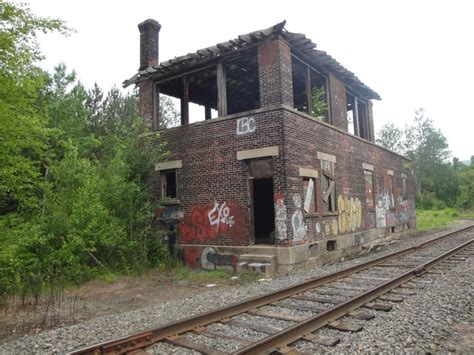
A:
1,222,472,354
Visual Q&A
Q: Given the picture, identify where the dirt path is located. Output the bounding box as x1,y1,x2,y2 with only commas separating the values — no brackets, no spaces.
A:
0,270,230,343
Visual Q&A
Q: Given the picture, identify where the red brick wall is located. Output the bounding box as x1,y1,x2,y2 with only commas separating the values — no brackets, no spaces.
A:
258,39,294,108
138,78,154,131
156,109,286,246
282,108,416,243
328,73,348,131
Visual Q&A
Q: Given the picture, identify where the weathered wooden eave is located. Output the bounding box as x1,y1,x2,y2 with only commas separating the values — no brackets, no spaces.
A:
123,20,381,101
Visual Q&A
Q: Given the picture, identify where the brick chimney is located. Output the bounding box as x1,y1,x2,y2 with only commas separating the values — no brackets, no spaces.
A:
138,19,161,70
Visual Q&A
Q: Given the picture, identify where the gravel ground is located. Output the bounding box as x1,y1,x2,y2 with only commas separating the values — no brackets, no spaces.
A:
1,221,472,354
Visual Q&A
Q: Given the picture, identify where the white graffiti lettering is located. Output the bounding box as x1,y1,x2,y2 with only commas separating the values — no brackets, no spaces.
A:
274,194,287,240
236,117,256,135
291,194,307,241
208,201,235,229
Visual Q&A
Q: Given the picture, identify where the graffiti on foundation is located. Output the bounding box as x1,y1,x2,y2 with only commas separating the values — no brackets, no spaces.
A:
200,247,239,271
236,116,256,135
337,195,362,233
179,202,245,244
274,192,287,240
291,194,307,241
155,205,183,221
315,222,322,234
331,219,339,235
208,201,235,229
320,218,338,237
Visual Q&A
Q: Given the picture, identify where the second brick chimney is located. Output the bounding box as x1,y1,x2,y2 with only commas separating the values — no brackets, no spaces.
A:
138,19,161,70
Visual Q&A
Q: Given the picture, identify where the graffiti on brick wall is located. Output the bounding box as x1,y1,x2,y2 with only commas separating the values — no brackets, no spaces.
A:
155,205,183,221
236,116,256,135
375,192,392,228
208,201,235,229
274,192,287,240
179,202,245,244
291,194,307,241
376,197,387,227
337,195,362,233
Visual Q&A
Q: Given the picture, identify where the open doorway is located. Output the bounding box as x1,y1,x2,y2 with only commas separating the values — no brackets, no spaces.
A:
250,159,275,244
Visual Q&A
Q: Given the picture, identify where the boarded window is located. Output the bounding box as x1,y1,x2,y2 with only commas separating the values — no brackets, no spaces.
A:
321,160,336,212
161,170,177,199
303,177,316,213
402,174,407,200
388,173,394,209
364,170,374,210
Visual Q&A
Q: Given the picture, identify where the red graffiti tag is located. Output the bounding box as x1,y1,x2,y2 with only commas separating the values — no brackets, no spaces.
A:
179,202,245,244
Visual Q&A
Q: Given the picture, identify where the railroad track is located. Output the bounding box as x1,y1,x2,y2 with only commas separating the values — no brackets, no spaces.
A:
71,225,474,354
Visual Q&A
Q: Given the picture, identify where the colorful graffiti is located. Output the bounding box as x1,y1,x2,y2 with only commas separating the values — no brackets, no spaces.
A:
200,247,239,271
291,194,307,241
183,246,239,270
155,205,182,221
179,202,245,244
337,195,362,233
274,192,287,240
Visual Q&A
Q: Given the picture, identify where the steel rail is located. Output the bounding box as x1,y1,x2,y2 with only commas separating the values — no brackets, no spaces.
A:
70,224,473,354
235,238,474,354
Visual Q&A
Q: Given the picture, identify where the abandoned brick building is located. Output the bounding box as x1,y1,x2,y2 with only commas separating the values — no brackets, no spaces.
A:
124,19,416,274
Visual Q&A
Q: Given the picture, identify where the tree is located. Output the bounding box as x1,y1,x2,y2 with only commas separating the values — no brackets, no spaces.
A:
311,86,328,120
376,122,404,154
375,109,460,209
0,1,69,214
404,109,451,198
159,95,180,129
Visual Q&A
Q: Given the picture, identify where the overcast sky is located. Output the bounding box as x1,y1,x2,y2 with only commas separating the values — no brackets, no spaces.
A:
28,0,473,160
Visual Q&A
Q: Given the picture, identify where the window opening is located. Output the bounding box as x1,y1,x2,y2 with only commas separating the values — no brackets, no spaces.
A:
346,92,369,139
364,170,375,210
303,177,316,213
292,56,329,122
161,170,177,199
388,173,394,209
321,160,336,212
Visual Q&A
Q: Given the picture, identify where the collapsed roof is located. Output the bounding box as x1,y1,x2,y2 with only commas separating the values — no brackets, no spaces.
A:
123,20,380,101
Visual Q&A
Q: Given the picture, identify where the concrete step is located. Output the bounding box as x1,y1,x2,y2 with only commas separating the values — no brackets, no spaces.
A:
236,254,277,277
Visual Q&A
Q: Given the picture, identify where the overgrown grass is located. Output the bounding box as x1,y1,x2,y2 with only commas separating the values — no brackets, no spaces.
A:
170,265,232,283
416,208,474,231
168,265,261,285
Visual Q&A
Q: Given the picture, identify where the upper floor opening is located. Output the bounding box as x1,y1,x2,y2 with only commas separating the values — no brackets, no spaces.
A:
125,20,380,142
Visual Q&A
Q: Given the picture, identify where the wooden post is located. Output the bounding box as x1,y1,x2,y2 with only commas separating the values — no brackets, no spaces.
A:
181,76,189,125
153,83,160,130
305,66,312,115
205,106,212,120
353,97,360,136
217,63,227,117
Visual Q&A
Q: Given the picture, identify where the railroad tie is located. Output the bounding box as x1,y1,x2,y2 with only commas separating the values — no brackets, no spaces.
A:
363,302,393,311
328,321,363,332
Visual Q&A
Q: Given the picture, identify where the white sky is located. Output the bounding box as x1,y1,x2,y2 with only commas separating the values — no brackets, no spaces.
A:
28,0,474,161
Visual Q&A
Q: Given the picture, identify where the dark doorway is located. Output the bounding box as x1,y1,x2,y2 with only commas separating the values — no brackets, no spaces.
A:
253,178,275,244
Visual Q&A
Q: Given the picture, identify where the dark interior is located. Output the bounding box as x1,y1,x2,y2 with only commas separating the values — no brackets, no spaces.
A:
253,178,275,244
